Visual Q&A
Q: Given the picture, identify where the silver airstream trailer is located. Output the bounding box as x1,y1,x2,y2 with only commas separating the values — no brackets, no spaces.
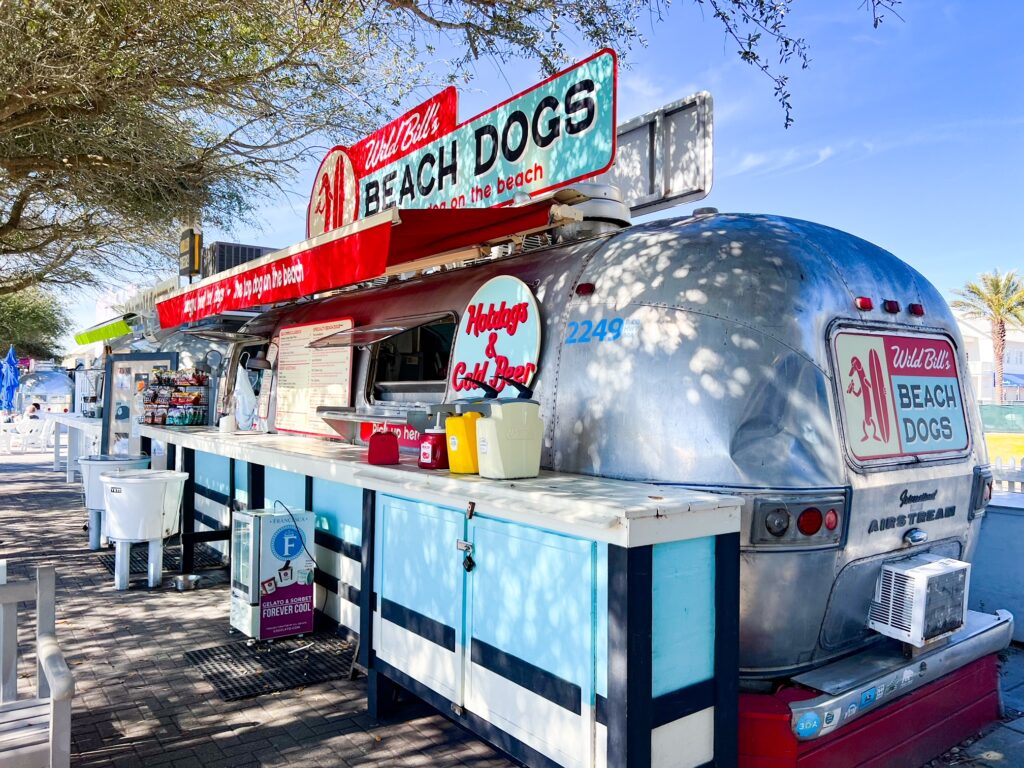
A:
17,363,74,414
238,193,999,684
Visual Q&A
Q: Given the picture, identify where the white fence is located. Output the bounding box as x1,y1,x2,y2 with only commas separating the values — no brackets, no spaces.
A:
993,457,1024,492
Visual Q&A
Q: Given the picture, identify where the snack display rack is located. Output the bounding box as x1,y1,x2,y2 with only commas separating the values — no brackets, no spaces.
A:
141,369,210,426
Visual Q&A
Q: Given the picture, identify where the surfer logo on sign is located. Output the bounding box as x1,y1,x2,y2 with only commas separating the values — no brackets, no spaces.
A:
310,148,358,235
846,351,891,443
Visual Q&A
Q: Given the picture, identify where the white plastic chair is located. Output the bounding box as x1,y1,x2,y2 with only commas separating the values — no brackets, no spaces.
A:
10,419,52,453
32,419,56,453
0,423,16,454
0,563,75,768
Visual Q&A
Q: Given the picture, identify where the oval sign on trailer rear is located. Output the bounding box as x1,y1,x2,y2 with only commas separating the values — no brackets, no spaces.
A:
834,330,969,463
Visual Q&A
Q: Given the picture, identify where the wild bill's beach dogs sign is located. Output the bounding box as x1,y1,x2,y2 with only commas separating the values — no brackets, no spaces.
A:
835,331,969,462
157,50,617,328
307,49,617,234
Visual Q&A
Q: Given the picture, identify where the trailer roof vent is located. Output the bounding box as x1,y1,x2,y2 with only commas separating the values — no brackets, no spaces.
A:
522,232,553,252
552,183,630,244
693,207,719,216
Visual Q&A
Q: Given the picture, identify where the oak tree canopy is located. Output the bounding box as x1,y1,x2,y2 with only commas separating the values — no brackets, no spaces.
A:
0,0,899,294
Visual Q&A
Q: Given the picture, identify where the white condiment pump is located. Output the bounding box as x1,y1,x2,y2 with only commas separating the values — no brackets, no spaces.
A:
475,376,543,480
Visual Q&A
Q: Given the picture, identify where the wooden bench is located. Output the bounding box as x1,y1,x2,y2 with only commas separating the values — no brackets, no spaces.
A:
0,564,75,768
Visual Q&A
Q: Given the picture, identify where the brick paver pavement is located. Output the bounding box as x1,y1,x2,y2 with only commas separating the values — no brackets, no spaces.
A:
0,451,518,767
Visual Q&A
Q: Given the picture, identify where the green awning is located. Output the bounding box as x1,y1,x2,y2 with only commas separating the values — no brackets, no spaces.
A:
73,314,137,346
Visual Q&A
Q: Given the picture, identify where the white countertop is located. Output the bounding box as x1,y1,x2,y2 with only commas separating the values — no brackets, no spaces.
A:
139,425,740,547
49,413,103,433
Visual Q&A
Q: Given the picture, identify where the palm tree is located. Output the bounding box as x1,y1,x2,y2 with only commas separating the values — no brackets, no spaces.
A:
952,270,1024,405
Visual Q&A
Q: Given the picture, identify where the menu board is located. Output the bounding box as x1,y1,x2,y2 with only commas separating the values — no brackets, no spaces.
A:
274,319,353,436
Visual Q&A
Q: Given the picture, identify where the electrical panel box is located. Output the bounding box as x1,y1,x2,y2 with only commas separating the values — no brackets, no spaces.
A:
201,241,276,278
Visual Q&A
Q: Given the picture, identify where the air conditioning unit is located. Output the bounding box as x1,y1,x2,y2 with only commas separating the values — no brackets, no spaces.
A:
868,555,970,647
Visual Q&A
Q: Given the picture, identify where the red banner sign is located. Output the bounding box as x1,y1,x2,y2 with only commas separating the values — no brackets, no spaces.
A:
156,221,391,328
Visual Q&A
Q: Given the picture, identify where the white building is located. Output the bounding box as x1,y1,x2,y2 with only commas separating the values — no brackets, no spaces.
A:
955,313,1024,403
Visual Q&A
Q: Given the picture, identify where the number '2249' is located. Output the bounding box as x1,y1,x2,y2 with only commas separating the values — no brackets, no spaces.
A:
565,318,624,344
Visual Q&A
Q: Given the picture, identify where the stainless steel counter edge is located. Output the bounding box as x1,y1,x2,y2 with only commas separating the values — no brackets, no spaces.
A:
139,425,741,547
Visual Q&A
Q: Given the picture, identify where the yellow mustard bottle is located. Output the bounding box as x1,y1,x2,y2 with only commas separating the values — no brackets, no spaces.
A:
446,410,482,474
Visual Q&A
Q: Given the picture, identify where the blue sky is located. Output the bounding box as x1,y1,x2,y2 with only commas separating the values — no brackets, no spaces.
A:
67,1,1024,341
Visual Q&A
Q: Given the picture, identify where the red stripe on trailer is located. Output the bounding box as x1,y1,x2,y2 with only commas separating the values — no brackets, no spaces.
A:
740,654,1000,768
156,202,555,328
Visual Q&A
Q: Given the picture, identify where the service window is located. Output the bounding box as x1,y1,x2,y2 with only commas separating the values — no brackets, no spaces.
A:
367,314,457,406
307,311,457,408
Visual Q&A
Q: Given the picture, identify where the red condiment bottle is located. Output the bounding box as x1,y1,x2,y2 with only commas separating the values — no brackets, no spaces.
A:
418,413,449,470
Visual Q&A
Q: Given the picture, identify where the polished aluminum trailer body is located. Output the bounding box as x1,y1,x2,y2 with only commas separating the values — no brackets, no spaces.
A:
258,212,987,678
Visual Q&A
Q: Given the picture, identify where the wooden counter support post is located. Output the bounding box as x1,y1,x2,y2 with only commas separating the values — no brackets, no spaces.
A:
52,421,63,472
606,544,654,768
179,447,196,574
714,533,740,768
247,463,265,510
606,532,739,768
362,489,399,719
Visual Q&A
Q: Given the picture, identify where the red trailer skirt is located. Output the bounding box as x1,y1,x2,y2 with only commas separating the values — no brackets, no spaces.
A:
739,654,1001,768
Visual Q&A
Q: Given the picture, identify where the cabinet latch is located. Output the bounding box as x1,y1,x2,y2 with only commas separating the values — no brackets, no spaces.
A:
457,539,475,572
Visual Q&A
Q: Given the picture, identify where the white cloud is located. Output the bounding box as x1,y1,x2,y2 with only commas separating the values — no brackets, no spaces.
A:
618,72,700,119
718,112,1024,181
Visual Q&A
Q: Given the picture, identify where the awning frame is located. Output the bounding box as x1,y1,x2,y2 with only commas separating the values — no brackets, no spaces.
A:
73,313,139,346
308,311,455,349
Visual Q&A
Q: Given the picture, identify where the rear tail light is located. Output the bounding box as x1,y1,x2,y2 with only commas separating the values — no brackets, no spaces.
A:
855,297,874,311
765,509,790,537
909,303,925,316
752,493,846,547
797,507,823,535
970,465,994,519
824,508,839,531
882,300,900,314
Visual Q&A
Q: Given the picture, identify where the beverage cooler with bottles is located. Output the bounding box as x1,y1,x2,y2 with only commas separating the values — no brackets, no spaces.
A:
229,508,316,640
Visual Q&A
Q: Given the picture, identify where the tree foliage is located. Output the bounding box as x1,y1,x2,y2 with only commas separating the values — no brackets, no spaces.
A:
0,0,898,295
952,270,1024,405
0,0,410,296
0,287,71,359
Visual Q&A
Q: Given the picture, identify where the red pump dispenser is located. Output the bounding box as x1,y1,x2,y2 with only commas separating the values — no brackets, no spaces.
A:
418,412,450,470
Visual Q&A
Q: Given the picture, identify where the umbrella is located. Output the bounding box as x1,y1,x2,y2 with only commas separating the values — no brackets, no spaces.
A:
0,345,19,412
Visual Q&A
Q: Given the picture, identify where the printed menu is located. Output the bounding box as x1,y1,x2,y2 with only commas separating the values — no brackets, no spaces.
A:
274,319,353,436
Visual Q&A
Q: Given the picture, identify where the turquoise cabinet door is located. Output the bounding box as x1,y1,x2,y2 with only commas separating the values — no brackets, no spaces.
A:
464,516,596,768
374,495,466,703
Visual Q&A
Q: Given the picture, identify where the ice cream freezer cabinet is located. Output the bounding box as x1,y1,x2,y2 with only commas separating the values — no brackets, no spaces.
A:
230,508,316,640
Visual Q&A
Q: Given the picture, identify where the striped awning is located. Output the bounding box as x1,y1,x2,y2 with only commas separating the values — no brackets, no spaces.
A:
73,314,138,345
